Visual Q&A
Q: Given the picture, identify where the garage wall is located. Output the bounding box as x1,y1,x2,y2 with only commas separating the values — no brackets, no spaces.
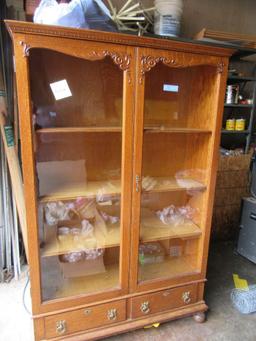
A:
182,0,256,38
112,0,256,38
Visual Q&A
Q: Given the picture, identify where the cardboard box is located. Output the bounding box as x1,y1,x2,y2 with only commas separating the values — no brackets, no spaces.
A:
59,256,105,279
218,151,252,171
216,170,249,189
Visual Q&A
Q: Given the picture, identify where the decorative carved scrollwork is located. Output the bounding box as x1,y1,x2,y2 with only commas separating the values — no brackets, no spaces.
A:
217,62,225,74
88,50,131,83
140,55,176,84
139,55,225,83
19,41,31,57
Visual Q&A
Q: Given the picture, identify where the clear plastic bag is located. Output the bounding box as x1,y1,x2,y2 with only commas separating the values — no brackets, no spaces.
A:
231,285,256,314
156,204,196,225
34,0,88,28
45,201,71,225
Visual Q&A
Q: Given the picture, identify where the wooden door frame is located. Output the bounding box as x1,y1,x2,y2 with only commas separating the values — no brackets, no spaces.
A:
13,34,135,315
129,46,228,293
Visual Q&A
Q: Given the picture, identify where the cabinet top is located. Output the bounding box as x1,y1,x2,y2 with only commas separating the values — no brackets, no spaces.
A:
5,20,234,58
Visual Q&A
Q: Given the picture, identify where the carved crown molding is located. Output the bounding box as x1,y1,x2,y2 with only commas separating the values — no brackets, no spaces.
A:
139,55,226,83
6,21,234,58
18,42,131,83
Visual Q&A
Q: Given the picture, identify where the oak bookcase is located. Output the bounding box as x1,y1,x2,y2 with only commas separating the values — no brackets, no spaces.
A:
6,20,233,341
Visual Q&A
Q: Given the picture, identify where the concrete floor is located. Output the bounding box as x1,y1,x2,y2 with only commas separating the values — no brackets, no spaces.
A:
1,241,256,341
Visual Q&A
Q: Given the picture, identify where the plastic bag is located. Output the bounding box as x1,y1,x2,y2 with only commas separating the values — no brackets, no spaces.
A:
231,285,256,314
34,0,88,28
156,204,196,225
45,201,71,225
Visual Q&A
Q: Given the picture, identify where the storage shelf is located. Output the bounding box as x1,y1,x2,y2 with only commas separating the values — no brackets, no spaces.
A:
143,177,206,193
144,127,212,134
36,127,212,134
39,180,121,203
139,255,199,282
141,209,201,242
41,224,120,258
39,177,206,203
221,129,249,134
36,127,122,133
228,76,256,83
42,262,119,301
224,104,253,108
41,213,201,257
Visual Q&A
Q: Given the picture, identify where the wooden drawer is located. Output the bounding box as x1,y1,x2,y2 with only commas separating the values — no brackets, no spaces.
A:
131,284,197,319
45,300,126,339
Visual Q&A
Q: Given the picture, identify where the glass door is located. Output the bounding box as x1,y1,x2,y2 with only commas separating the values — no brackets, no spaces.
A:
131,49,219,290
27,46,133,303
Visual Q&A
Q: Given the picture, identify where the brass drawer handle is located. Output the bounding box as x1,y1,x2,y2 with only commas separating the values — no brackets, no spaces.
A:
140,301,150,314
56,320,66,335
107,308,117,320
84,309,92,315
182,291,191,304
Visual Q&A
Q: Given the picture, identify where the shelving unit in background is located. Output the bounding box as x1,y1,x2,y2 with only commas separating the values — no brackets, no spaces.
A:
221,74,256,153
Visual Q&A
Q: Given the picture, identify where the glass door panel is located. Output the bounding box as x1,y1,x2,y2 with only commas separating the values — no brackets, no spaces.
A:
138,63,216,284
29,49,124,301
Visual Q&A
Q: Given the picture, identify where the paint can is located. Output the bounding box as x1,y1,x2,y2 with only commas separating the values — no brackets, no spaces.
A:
226,118,235,130
154,0,183,37
225,85,239,104
235,119,245,131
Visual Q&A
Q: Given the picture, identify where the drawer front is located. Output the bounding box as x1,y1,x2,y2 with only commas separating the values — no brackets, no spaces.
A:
45,300,126,339
131,284,197,318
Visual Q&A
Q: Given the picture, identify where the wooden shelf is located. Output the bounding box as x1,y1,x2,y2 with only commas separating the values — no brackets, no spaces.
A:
139,255,199,282
141,209,201,242
36,127,212,134
144,127,212,134
39,177,206,203
39,180,121,203
41,208,201,257
41,224,120,258
36,127,122,133
42,261,119,301
144,177,206,193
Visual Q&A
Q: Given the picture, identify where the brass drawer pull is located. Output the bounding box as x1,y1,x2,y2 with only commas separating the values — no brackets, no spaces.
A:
84,309,92,315
182,291,191,304
107,308,117,320
56,320,66,335
140,301,150,314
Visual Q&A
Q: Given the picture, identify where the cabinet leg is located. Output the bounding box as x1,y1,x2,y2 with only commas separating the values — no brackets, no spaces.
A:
193,311,206,323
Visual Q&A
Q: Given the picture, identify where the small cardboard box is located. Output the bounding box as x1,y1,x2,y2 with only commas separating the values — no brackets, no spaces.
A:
59,256,105,279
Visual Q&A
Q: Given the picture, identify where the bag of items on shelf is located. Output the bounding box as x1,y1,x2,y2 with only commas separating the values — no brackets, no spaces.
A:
43,197,120,278
59,247,106,278
34,0,88,28
156,204,197,226
34,0,116,31
139,242,165,265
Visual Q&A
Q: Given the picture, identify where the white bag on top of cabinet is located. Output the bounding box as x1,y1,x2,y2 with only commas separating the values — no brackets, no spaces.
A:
34,0,88,28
